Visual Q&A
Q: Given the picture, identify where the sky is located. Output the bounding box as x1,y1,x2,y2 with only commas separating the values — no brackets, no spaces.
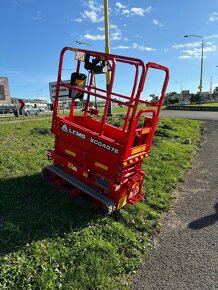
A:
1,0,218,101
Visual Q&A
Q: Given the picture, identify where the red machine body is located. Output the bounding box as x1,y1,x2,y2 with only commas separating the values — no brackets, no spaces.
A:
43,47,169,214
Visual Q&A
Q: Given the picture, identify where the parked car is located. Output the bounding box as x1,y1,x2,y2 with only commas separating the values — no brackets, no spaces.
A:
39,107,47,112
14,105,39,117
25,105,39,116
178,101,189,106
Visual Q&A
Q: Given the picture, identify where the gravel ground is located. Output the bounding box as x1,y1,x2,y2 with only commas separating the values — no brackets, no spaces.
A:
131,121,218,290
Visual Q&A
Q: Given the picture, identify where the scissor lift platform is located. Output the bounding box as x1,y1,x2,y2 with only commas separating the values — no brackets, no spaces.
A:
43,47,169,213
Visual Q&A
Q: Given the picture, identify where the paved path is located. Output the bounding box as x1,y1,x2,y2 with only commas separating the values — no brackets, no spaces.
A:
1,110,218,121
160,110,218,120
131,121,218,290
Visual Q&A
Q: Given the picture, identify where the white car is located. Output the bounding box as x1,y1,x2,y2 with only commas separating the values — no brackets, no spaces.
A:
24,105,39,116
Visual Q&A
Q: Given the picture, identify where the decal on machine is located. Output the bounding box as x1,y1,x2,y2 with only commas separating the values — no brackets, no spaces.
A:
90,138,119,154
61,124,86,139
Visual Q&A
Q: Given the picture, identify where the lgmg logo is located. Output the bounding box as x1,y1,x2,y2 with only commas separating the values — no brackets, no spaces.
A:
61,124,86,139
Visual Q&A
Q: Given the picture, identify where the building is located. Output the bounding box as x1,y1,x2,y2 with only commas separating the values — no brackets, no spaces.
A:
181,90,191,104
213,87,218,100
0,77,11,105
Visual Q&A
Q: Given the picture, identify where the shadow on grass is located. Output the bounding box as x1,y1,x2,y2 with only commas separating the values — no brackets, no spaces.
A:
0,173,101,255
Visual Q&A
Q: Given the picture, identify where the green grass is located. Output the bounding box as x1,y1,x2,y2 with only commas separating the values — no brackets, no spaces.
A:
199,102,218,107
0,116,202,289
188,102,218,107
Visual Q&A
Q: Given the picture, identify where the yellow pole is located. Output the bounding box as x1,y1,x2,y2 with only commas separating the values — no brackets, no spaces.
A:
104,0,112,115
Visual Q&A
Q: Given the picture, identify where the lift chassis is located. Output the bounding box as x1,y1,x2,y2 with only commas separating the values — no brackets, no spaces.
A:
42,47,169,214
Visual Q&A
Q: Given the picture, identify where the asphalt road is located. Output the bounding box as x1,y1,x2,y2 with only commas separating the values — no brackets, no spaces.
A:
0,109,218,120
131,120,218,290
160,110,218,120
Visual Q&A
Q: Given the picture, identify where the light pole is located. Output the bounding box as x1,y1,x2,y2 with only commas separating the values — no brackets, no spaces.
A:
104,0,112,116
75,40,97,108
175,81,183,103
184,34,204,104
75,40,94,50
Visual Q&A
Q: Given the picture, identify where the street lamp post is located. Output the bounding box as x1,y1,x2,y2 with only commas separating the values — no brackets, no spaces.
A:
184,34,204,104
175,81,183,103
75,40,94,50
104,0,112,116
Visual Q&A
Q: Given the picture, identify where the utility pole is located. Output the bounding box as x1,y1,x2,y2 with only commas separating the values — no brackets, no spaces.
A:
104,0,112,116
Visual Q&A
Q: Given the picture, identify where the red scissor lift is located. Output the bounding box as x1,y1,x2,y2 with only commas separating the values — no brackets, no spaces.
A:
42,47,169,214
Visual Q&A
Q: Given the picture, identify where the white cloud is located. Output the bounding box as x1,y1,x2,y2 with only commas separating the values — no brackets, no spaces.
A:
117,3,151,17
84,34,105,41
173,39,217,59
33,10,42,21
208,12,218,22
152,19,163,27
115,2,126,9
112,42,156,52
204,45,217,52
178,44,216,59
133,43,156,51
97,23,123,41
205,34,218,39
145,6,152,13
98,24,119,32
33,16,42,21
75,18,83,23
172,42,201,49
152,19,158,25
178,55,192,59
84,23,123,41
110,24,118,29
113,45,131,50
122,9,130,15
131,8,146,16
181,48,201,57
75,0,104,23
111,32,122,40
86,0,103,13
81,10,104,23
